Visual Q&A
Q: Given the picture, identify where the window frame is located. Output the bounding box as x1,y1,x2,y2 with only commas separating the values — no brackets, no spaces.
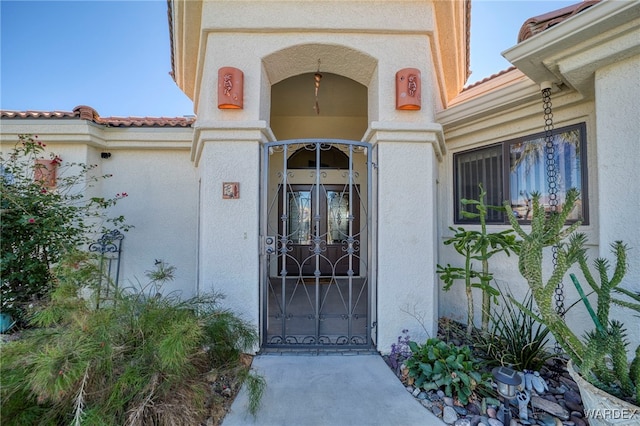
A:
453,122,589,225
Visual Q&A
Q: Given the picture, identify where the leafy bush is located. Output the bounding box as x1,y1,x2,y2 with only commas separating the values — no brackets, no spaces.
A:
405,337,490,405
474,286,553,372
0,257,263,425
1,134,128,322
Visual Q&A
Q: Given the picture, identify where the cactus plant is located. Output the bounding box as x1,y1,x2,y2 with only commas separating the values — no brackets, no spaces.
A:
504,188,638,404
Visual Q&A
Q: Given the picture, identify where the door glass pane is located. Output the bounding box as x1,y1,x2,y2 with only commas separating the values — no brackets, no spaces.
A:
327,191,349,243
288,191,311,244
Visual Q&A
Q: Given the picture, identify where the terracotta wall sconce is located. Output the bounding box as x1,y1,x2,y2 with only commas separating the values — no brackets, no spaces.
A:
34,159,59,188
396,68,421,110
218,67,244,109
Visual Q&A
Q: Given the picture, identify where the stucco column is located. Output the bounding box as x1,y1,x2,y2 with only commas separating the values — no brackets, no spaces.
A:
365,122,445,352
193,123,272,347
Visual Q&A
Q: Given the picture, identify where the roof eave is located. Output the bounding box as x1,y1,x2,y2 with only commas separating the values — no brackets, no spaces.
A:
502,0,640,96
168,0,202,102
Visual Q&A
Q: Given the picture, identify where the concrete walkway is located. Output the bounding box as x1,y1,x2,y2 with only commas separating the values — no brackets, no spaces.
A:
221,353,445,426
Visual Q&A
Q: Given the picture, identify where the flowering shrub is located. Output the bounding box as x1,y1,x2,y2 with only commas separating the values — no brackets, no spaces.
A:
0,134,128,322
387,329,413,372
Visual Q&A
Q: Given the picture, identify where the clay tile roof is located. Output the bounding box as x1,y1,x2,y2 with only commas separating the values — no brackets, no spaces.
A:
100,116,195,127
517,0,600,42
0,105,195,128
0,110,79,119
462,66,518,91
462,1,600,91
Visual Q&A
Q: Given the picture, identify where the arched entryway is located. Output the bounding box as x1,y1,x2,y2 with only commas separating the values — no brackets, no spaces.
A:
260,44,377,349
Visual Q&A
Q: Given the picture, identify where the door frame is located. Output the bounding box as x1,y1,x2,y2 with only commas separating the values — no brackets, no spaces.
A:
260,139,375,349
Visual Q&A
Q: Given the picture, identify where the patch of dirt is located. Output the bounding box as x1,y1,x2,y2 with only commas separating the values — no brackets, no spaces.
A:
203,353,254,426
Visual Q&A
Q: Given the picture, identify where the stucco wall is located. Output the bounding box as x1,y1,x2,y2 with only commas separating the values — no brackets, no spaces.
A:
197,139,261,331
374,138,439,349
594,54,640,349
100,148,198,296
0,121,199,299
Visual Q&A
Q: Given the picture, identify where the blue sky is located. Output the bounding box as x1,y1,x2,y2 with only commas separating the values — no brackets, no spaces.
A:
1,0,577,118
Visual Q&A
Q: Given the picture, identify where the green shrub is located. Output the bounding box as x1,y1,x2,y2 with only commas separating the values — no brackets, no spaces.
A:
1,134,128,323
474,286,553,372
0,258,263,425
406,337,490,405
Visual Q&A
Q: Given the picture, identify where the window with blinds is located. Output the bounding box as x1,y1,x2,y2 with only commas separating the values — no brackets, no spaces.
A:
454,144,504,223
453,123,587,225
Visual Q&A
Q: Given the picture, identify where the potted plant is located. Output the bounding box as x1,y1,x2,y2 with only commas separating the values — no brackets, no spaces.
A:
504,188,639,425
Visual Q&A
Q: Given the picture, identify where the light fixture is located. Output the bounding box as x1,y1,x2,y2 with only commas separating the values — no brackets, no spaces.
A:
492,366,522,425
396,68,421,110
314,59,322,115
218,67,244,109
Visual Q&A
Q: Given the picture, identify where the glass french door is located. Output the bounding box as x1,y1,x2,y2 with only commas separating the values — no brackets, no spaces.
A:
282,184,360,276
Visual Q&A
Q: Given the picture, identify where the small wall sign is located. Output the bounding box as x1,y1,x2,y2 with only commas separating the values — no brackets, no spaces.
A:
222,182,239,199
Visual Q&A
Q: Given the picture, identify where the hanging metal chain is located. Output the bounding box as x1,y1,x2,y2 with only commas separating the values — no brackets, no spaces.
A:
542,85,565,357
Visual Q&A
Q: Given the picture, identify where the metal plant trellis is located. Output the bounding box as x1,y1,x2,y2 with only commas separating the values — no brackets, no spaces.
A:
89,229,124,306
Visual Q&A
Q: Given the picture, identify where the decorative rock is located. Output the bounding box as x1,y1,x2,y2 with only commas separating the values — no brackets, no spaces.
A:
443,406,458,424
444,396,455,406
559,376,580,392
549,386,565,395
564,400,581,413
454,418,472,426
469,415,483,426
432,405,443,418
417,391,427,400
487,418,504,426
466,402,481,415
437,390,446,398
563,389,581,405
487,407,497,419
531,371,548,393
536,413,558,426
412,387,421,397
421,399,434,409
570,416,586,426
524,372,533,391
531,395,570,420
454,405,468,416
406,385,414,393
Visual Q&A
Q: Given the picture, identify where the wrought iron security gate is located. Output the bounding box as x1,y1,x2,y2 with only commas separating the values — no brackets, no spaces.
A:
261,139,373,348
